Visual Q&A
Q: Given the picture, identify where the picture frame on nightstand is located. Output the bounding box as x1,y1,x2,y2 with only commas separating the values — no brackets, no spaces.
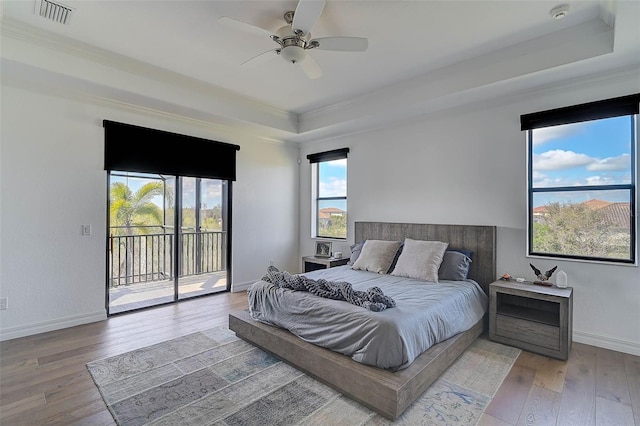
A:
314,241,332,257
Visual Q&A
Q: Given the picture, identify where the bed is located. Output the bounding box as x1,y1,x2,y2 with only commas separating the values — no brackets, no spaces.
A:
229,221,496,420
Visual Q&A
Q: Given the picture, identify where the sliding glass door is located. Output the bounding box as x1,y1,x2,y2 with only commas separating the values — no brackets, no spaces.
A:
107,172,230,315
177,177,228,299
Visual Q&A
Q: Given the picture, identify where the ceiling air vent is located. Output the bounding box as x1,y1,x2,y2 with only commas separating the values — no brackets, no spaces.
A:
35,0,74,25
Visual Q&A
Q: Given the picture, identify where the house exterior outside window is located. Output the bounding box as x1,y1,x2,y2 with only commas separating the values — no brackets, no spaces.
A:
308,148,349,240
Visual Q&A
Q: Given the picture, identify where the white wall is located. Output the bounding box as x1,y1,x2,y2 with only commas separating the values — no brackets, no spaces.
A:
299,72,640,355
1,60,637,356
0,84,299,340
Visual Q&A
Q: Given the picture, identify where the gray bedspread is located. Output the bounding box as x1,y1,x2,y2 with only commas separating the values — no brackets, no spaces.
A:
247,265,488,370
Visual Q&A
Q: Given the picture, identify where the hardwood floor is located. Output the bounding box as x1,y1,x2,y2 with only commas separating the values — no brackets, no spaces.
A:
481,341,640,426
1,292,638,425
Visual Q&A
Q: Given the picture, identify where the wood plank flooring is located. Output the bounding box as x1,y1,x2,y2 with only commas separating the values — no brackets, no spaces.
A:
1,292,638,425
482,340,639,426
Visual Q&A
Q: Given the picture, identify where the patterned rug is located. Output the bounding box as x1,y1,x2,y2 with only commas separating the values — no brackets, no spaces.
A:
86,326,520,425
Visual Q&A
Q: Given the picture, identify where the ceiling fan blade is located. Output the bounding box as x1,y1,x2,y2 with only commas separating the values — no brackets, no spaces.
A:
311,37,368,52
299,54,322,79
218,16,273,39
292,0,326,35
241,49,278,68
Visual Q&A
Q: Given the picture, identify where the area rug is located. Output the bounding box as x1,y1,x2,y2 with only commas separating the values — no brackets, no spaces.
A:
87,326,520,425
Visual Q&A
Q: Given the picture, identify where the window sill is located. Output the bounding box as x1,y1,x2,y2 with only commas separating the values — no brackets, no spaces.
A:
527,253,637,267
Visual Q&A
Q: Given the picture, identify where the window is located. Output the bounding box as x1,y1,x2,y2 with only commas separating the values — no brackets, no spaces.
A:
521,94,639,264
308,148,349,239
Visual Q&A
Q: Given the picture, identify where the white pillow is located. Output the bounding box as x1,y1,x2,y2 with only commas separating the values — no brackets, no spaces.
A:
351,240,402,274
390,238,449,282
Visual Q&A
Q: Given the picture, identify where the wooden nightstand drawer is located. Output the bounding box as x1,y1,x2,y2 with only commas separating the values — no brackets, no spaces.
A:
496,314,560,351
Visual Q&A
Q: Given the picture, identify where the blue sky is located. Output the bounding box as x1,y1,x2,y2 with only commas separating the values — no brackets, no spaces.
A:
319,159,347,211
531,115,633,205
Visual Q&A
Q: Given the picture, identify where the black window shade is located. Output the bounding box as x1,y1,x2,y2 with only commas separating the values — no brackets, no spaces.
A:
521,93,640,131
104,120,240,180
307,148,349,163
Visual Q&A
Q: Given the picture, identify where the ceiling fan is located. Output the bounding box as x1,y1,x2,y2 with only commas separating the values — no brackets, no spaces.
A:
218,0,368,79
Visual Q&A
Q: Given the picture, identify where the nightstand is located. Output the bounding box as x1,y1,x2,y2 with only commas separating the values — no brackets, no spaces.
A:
302,256,350,273
489,279,573,360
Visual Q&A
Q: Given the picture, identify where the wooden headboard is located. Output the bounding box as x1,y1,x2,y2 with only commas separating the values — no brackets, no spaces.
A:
354,222,496,294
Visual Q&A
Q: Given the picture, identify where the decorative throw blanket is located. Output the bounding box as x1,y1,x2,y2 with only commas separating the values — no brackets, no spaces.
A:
261,266,396,312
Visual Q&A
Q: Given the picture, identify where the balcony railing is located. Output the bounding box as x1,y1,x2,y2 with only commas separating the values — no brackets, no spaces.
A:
109,228,226,288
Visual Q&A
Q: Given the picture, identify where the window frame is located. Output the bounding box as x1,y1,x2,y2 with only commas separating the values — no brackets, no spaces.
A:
308,148,349,240
522,94,639,265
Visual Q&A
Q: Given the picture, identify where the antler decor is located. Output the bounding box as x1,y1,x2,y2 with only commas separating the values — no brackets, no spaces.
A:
529,263,558,286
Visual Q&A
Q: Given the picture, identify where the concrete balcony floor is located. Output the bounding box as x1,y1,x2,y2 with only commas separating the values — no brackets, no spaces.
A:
108,271,227,314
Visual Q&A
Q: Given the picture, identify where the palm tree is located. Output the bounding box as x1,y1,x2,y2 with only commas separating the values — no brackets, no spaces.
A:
110,181,164,284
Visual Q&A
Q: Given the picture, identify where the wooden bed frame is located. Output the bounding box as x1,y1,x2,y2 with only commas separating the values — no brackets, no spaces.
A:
229,221,496,420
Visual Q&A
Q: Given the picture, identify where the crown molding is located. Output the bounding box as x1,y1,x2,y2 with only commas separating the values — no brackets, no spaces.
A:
513,63,640,99
298,18,616,134
2,15,635,145
1,58,292,146
289,63,640,145
90,94,291,147
0,17,296,129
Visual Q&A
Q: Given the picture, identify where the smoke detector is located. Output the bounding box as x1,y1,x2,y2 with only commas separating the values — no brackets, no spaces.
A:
549,4,570,20
35,0,74,25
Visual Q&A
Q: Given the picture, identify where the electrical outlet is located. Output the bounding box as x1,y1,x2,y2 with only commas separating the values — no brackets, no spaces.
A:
82,224,92,235
0,298,8,310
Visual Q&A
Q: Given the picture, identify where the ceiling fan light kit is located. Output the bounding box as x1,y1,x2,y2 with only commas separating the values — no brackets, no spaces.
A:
280,45,307,64
220,0,368,79
272,22,312,64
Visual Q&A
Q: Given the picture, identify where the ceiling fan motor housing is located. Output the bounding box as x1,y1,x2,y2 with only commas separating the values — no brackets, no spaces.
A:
276,25,309,63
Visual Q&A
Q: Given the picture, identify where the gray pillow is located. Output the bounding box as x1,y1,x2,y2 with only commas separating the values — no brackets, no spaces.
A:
348,241,365,265
438,250,472,281
351,240,402,274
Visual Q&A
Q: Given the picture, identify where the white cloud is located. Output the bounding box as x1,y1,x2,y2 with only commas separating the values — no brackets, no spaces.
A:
532,122,584,145
533,150,593,171
532,170,555,187
586,154,630,171
532,170,547,180
532,150,631,187
320,178,346,197
532,174,580,187
203,185,222,208
584,175,618,186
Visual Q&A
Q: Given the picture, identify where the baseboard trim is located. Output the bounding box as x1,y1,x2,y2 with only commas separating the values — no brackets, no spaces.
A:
0,310,107,342
573,330,640,356
231,280,256,293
